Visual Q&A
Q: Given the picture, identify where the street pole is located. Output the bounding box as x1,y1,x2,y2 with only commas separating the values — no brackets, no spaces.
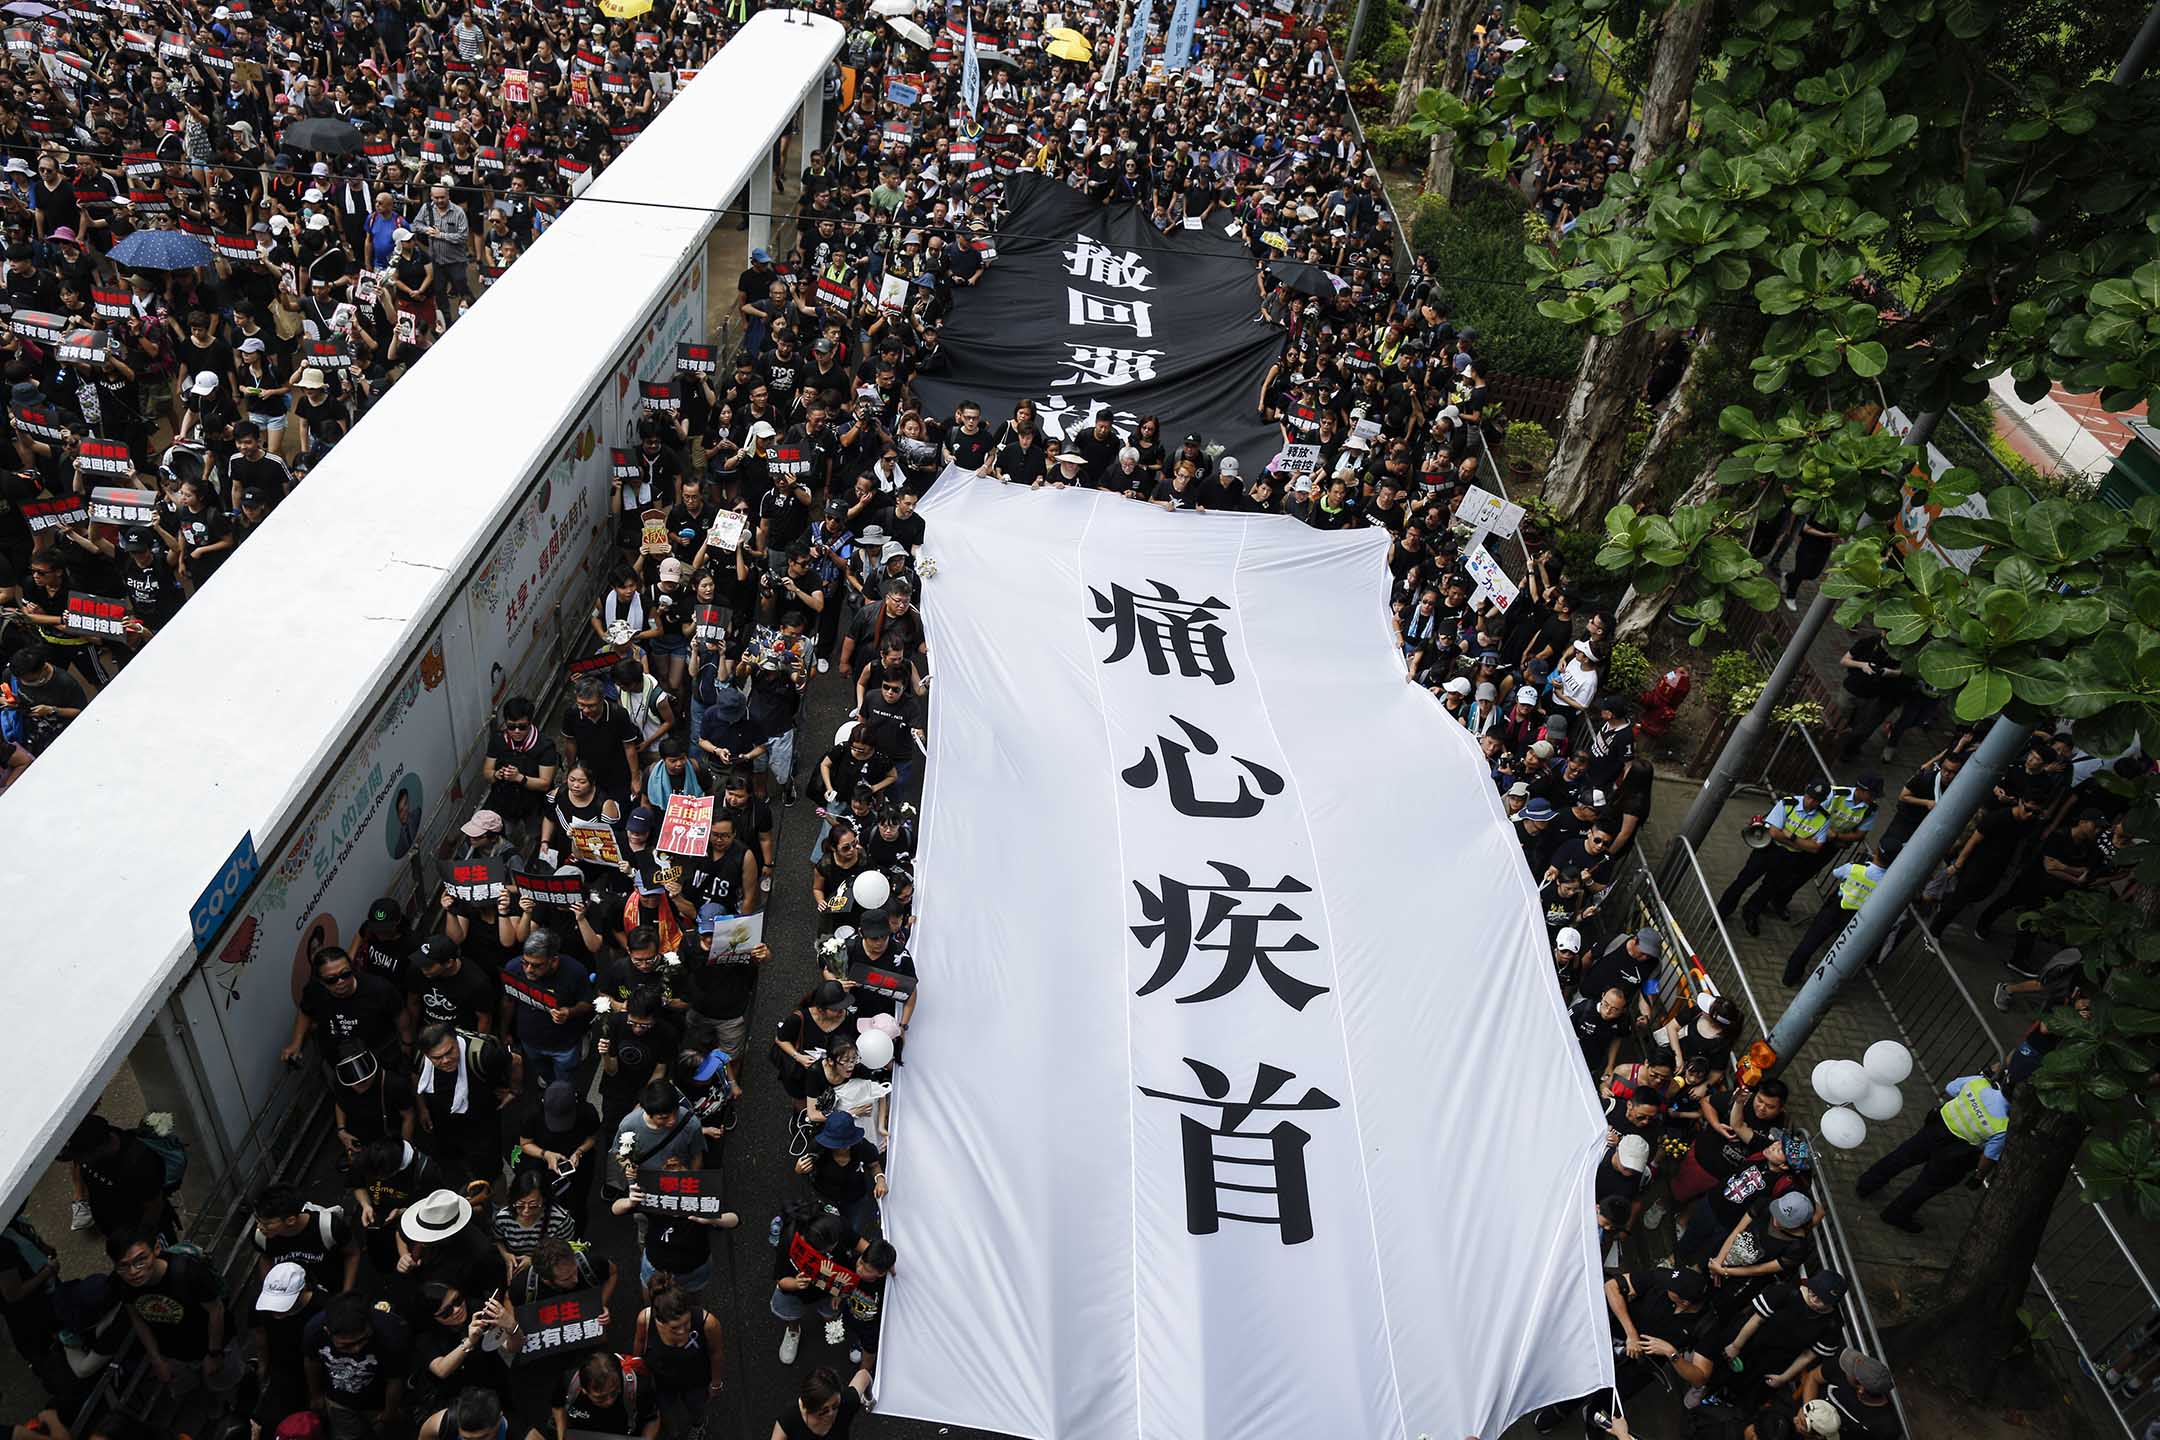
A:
1344,0,1374,66
1761,0,2160,1065
1674,408,1944,856
1765,716,2031,1064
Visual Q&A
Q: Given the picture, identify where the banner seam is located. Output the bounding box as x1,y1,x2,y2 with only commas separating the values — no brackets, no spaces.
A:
1225,517,1412,1440
1071,489,1148,1440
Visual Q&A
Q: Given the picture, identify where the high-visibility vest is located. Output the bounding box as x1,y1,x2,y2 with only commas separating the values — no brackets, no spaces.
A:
1824,787,1874,834
1940,1077,2009,1146
1778,800,1830,847
1837,862,1881,911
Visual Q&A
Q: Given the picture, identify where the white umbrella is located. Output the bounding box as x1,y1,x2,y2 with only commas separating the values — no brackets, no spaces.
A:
887,15,934,46
1498,36,1529,52
870,0,922,14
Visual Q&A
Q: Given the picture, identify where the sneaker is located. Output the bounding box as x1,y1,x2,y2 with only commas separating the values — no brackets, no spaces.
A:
2104,1367,2124,1389
1783,596,1798,612
760,874,772,893
1992,982,2012,1012
782,783,799,807
824,1317,847,1346
69,1199,93,1232
2006,957,2042,979
1683,1386,1706,1410
849,1348,864,1364
778,1327,800,1364
768,1214,784,1247
1881,743,1897,762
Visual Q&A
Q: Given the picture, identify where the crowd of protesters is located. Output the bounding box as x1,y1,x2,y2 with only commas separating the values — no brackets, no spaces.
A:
0,1,1934,1438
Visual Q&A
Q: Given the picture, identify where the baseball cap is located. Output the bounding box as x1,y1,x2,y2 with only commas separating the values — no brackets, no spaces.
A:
658,557,685,582
460,809,504,839
1839,1348,1895,1393
751,247,772,262
1633,926,1663,958
392,226,414,243
1529,739,1555,760
1555,926,1582,954
1515,685,1538,705
238,336,266,354
1800,1399,1842,1436
120,527,154,552
362,898,401,935
1770,1190,1816,1228
1804,1268,1849,1303
855,909,894,938
626,805,659,835
256,1261,308,1313
1614,1134,1651,1174
1442,677,1472,697
413,935,458,968
188,371,220,396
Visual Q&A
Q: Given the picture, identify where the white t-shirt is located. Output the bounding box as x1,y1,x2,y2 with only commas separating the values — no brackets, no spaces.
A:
1556,658,1600,710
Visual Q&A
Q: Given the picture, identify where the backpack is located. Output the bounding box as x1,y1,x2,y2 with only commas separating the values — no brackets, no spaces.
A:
253,1202,343,1254
131,1122,189,1193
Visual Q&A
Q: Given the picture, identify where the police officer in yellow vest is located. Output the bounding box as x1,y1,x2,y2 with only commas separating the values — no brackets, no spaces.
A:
1717,781,1834,934
1782,834,1902,986
1763,774,1882,917
1856,1064,2010,1234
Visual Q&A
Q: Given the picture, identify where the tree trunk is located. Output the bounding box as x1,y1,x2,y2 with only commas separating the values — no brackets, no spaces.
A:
1538,0,1717,526
1615,452,1722,641
1886,1099,2087,1401
1424,127,1456,202
1390,0,1448,123
1615,338,1695,513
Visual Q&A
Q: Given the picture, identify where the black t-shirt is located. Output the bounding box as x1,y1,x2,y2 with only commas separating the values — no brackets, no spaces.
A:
1825,1383,1904,1440
560,1361,661,1433
598,1014,681,1099
300,972,406,1055
485,731,561,820
408,960,499,1033
561,699,643,795
77,1133,166,1231
1612,1266,1710,1353
1727,1281,1841,1372
338,1070,417,1147
119,1252,222,1361
300,1308,412,1409
644,1209,710,1274
947,423,994,471
254,1206,355,1293
777,1386,865,1439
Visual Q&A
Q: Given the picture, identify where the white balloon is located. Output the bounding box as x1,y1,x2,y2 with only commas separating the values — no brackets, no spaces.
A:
1853,1081,1905,1122
1862,1039,1914,1086
851,870,892,910
1818,1105,1869,1150
855,1029,896,1069
834,720,857,747
1810,1058,1869,1106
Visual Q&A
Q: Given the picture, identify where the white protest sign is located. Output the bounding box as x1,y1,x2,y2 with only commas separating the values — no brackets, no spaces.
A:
1463,544,1519,613
1452,484,1524,539
706,511,748,552
1273,441,1319,474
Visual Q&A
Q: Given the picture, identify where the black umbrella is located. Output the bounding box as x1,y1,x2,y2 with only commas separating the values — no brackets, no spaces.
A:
977,50,1023,70
279,117,365,156
1268,260,1338,299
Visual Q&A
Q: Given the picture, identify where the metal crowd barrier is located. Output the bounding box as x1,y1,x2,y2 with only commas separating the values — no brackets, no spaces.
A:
1594,840,1911,1437
1865,912,2160,1437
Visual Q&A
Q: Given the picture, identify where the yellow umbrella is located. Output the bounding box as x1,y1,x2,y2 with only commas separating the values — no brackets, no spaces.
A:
600,0,652,18
1046,30,1093,62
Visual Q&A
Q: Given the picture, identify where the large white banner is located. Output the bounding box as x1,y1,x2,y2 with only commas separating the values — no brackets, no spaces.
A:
878,474,1612,1440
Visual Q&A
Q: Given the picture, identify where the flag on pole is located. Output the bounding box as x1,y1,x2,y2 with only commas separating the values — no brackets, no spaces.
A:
960,10,981,120
1124,0,1151,77
1164,0,1198,70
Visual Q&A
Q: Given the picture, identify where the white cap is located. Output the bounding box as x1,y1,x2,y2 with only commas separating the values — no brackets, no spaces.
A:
311,161,331,178
1442,677,1472,697
302,186,325,203
1614,1134,1651,1174
188,371,219,396
256,1261,307,1312
1515,685,1538,705
392,227,414,243
305,212,331,230
237,337,266,353
1218,455,1240,476
1555,926,1583,953
268,214,290,233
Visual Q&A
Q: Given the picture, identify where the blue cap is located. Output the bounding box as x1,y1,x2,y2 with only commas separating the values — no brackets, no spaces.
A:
751,247,772,263
692,1048,731,1083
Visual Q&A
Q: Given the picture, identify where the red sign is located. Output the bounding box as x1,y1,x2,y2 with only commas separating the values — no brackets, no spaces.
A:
657,794,713,858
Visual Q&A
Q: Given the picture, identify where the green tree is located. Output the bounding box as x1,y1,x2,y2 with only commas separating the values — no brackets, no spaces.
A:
1417,0,2160,633
1815,486,2160,1395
